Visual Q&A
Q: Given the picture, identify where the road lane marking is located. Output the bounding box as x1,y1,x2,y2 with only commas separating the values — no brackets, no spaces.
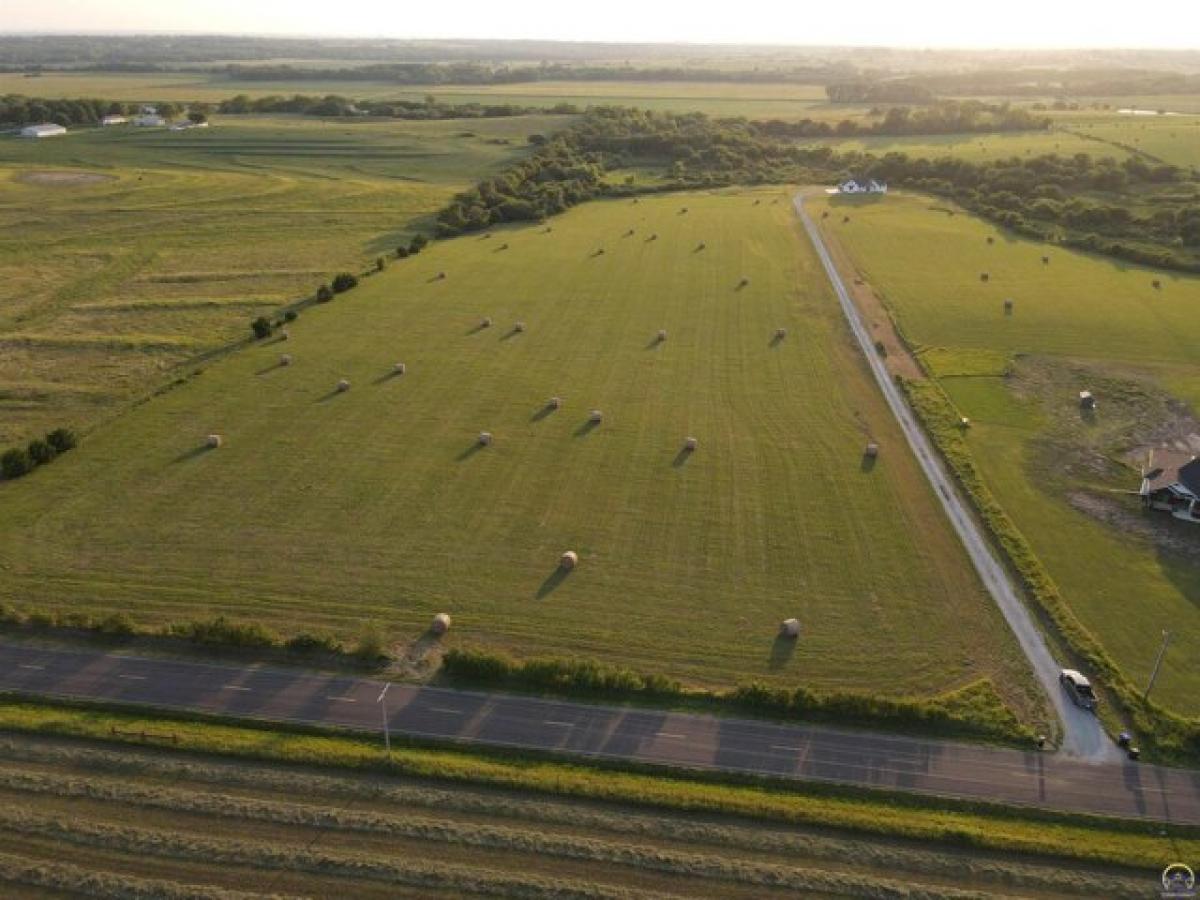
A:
429,706,464,715
18,664,44,670
771,745,800,752
327,696,357,702
222,685,252,692
544,720,575,727
118,674,146,681
657,732,686,739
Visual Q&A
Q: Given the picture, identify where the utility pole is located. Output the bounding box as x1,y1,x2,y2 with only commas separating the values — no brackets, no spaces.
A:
1144,630,1171,702
377,682,391,755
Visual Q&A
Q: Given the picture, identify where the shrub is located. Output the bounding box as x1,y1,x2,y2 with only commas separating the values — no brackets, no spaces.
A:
1,448,32,480
316,284,334,302
375,256,386,272
396,246,409,259
283,309,298,323
251,316,273,340
331,272,358,293
874,340,887,357
169,615,277,649
95,612,137,637
409,234,429,254
285,632,344,656
46,428,77,454
27,439,56,466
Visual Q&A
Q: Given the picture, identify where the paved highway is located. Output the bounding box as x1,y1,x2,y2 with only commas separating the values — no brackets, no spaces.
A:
1,641,1196,823
794,193,1118,762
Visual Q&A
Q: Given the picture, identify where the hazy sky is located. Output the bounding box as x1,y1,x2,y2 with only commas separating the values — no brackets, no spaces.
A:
5,0,1198,49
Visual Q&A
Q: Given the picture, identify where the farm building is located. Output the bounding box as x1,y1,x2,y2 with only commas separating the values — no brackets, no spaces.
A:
19,123,66,139
133,114,166,127
1140,450,1200,524
833,177,888,195
101,115,127,126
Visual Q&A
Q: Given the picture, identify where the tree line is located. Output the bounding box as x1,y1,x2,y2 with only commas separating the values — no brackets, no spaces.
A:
216,93,579,120
759,100,1049,137
0,95,201,127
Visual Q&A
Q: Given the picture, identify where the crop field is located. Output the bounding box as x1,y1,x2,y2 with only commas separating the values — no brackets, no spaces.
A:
0,732,1154,899
808,127,1123,163
812,191,1200,716
0,113,565,443
0,188,1037,705
0,71,835,117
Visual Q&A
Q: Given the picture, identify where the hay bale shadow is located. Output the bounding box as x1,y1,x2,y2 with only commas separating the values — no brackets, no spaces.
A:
530,404,556,422
574,419,600,438
500,327,522,342
769,333,785,348
255,362,284,375
645,337,664,350
317,389,344,403
735,281,749,292
860,454,877,473
536,567,570,599
172,445,211,464
372,370,401,385
466,323,489,335
671,447,693,468
769,635,797,671
456,442,485,461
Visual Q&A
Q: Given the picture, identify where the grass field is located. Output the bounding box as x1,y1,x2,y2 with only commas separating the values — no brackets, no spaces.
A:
0,71,835,118
1062,114,1200,168
0,188,1038,708
0,726,1163,898
812,191,1200,716
0,113,566,444
807,128,1126,163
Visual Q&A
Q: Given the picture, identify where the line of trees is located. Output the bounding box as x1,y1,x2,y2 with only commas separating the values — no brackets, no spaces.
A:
1,428,77,481
216,93,578,120
0,95,196,127
758,101,1050,138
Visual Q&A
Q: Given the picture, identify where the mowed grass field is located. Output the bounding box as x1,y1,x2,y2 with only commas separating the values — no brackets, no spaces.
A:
0,113,567,444
1063,114,1200,167
807,128,1125,163
0,732,1153,899
0,71,833,118
813,191,1200,716
0,188,1037,703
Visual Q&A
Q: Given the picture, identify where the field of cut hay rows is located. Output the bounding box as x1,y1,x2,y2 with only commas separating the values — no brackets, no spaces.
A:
0,187,1036,705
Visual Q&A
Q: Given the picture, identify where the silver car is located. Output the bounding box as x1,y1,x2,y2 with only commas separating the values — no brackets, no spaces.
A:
1060,669,1098,711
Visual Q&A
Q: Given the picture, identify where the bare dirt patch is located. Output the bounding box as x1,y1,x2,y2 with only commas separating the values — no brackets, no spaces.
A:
14,171,116,187
1068,491,1200,564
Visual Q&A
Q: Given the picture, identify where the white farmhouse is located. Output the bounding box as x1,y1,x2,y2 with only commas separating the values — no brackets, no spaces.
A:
101,115,128,126
19,123,67,139
837,177,888,194
133,114,166,127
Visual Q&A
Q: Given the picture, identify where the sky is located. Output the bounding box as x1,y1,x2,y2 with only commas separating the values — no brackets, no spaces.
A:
4,0,1198,49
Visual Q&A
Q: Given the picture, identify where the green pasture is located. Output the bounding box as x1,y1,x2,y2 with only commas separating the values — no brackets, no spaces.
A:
808,128,1122,163
814,191,1200,715
0,189,1036,705
0,114,564,443
0,71,834,118
1064,114,1200,168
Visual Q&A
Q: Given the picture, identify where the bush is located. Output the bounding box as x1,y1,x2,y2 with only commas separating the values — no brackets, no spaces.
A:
27,439,56,466
874,340,887,357
1,448,32,480
396,246,410,259
409,234,429,254
46,428,77,454
283,309,298,323
331,272,358,294
95,612,137,637
375,256,386,272
251,316,273,340
285,632,345,656
169,615,277,649
316,284,334,302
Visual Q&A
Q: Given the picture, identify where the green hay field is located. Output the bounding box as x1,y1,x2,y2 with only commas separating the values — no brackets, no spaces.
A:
1064,114,1200,168
0,189,1036,703
0,71,832,118
0,114,567,444
808,128,1124,163
813,191,1200,716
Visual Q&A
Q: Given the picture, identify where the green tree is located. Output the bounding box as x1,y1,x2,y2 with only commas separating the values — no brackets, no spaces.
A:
1,448,32,480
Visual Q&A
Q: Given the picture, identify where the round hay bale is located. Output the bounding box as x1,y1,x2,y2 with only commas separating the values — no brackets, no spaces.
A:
280,353,292,366
394,362,406,375
1153,279,1162,290
842,215,850,223
959,416,971,429
779,618,801,638
478,431,492,446
986,236,994,244
657,328,667,341
337,379,350,392
430,613,452,636
437,271,447,280
560,550,579,570
205,434,222,449
1042,255,1050,264
684,436,698,451
481,317,492,328
548,396,562,410
1003,298,1014,312
980,272,989,282
774,328,787,339
864,442,879,458
500,243,509,250
514,321,525,333
280,328,290,341
589,409,603,424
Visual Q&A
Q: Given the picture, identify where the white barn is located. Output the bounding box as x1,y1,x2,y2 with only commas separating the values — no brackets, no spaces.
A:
19,123,67,139
101,115,128,126
133,115,166,127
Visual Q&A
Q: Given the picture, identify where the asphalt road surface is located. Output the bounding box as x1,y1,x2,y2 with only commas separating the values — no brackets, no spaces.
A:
794,193,1118,763
1,641,1197,824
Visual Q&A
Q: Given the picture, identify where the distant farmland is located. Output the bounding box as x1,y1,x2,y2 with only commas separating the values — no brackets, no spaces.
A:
0,189,1036,705
0,114,567,443
813,190,1200,716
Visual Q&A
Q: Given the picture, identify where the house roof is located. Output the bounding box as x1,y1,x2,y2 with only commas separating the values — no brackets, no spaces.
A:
1143,450,1200,495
